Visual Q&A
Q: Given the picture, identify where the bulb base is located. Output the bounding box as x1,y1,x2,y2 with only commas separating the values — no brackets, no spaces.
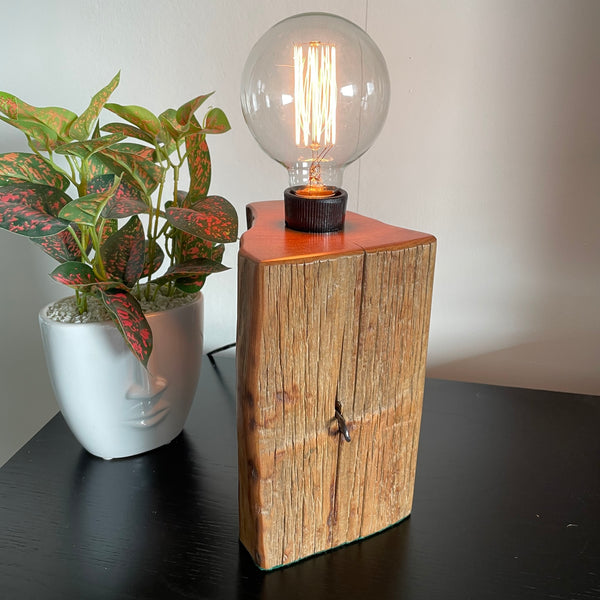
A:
284,186,348,233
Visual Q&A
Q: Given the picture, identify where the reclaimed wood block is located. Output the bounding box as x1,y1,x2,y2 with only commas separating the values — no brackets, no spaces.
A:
236,200,436,570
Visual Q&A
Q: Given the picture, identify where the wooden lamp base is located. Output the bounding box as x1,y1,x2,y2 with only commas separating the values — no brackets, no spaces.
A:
236,201,436,570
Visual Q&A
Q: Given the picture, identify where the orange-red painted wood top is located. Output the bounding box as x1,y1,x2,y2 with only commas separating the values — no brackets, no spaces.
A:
239,201,436,264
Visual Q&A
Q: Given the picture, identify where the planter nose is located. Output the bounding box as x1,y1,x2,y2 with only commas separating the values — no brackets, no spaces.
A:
39,294,204,459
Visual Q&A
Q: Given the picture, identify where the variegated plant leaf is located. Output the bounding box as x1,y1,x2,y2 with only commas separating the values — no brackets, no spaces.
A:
0,202,68,237
98,288,152,366
50,261,98,287
0,183,71,237
176,230,213,262
175,92,214,126
55,133,125,160
0,152,70,190
101,122,154,144
87,151,123,179
159,108,186,141
97,148,162,195
166,195,238,243
153,258,228,288
211,243,225,263
0,183,71,216
112,142,154,162
28,106,77,140
174,276,206,294
185,133,211,203
141,241,165,278
0,92,22,119
87,174,148,218
99,218,117,248
100,215,145,287
202,107,231,134
69,72,120,141
0,92,77,139
31,229,81,263
59,177,120,226
58,196,103,226
0,116,59,151
104,103,161,137
87,153,147,201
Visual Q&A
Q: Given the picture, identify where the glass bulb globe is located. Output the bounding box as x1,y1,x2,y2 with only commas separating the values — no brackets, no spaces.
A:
241,12,390,196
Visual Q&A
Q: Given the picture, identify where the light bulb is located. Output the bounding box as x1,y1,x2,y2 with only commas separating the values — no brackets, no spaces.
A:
241,12,390,232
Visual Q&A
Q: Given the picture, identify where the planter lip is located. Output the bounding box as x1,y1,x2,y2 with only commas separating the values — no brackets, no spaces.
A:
38,292,203,328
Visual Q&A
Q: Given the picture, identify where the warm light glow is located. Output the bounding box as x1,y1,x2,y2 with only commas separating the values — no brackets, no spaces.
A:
293,41,337,195
294,41,337,148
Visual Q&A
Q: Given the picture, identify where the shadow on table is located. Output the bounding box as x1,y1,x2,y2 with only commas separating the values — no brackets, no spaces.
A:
236,517,413,600
66,432,241,599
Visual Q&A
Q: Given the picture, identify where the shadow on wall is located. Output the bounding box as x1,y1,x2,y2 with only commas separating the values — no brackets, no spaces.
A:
0,232,60,466
428,331,600,396
519,5,600,397
426,3,600,395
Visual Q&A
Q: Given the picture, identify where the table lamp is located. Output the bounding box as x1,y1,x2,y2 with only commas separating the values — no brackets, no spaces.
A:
237,12,436,570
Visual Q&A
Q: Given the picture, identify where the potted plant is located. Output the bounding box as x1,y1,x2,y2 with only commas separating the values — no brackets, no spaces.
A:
0,73,238,459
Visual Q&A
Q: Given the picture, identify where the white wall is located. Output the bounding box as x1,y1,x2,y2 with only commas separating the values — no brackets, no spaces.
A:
1,0,598,465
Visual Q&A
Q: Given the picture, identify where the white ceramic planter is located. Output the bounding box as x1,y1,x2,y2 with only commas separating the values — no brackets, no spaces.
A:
39,294,203,460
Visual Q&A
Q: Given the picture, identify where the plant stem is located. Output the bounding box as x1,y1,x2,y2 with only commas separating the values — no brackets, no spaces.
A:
67,225,88,259
145,166,167,300
75,288,88,314
89,227,107,279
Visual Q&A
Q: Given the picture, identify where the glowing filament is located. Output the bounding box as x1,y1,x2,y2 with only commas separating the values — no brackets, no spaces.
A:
294,42,337,149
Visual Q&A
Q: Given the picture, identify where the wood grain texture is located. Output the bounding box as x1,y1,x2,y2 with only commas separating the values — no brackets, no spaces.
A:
237,201,436,569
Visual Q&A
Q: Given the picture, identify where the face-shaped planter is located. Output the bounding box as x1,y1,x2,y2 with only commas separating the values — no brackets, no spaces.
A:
39,294,203,460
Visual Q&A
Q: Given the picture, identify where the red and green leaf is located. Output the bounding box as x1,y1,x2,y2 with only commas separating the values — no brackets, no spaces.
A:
0,153,70,190
159,108,186,142
87,153,112,178
211,243,225,263
0,92,22,119
101,122,154,144
99,218,118,247
174,276,206,294
0,92,77,139
0,183,71,216
0,183,71,237
166,195,238,243
175,92,214,126
55,133,125,160
87,174,148,218
29,106,77,140
0,116,59,151
112,142,155,162
104,103,161,137
31,229,81,263
99,288,152,366
50,262,98,287
97,148,163,195
100,215,145,287
0,202,68,237
141,242,164,278
59,176,120,225
177,231,213,262
186,133,211,202
202,107,231,134
153,258,228,288
58,198,99,225
69,72,120,141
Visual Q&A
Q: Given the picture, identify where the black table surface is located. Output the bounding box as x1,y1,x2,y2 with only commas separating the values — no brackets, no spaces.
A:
1,356,599,600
